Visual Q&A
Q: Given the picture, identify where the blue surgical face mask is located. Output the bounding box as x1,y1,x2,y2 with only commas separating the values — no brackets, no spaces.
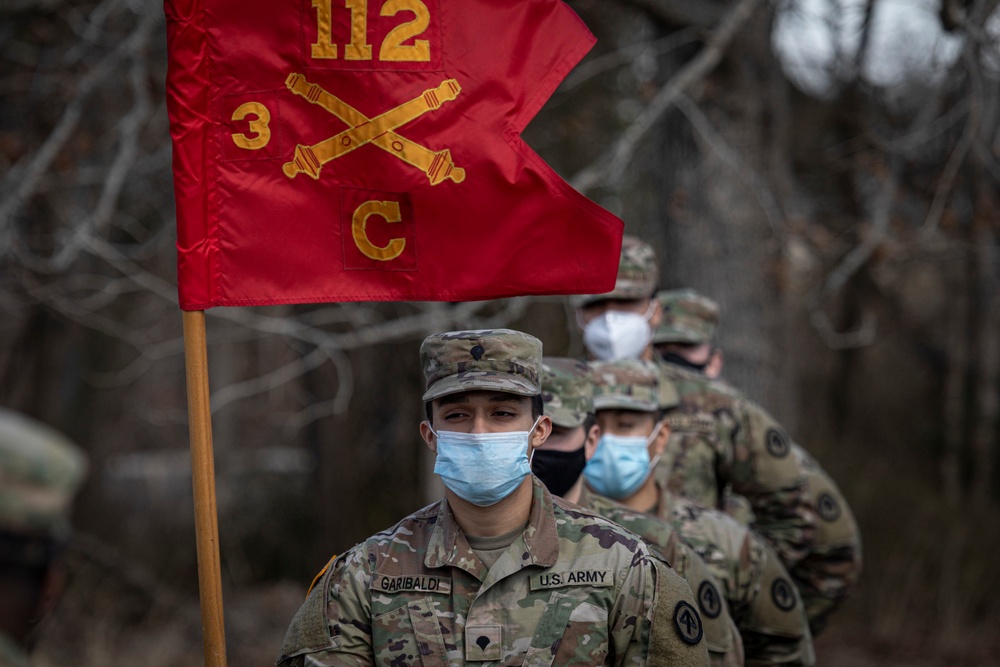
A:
431,417,541,507
583,423,662,499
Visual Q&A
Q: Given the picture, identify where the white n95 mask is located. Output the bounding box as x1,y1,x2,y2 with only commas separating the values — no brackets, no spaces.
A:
583,310,652,361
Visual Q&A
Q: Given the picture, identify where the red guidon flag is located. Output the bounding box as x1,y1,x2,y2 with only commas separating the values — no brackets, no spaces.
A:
165,0,623,309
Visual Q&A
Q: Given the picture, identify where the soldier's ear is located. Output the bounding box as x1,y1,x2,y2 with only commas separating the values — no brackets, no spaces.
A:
419,420,437,453
706,348,723,379
651,420,670,456
584,423,600,461
648,298,663,328
529,416,552,449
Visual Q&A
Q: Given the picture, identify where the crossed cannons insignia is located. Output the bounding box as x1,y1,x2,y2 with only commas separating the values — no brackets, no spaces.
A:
283,73,465,185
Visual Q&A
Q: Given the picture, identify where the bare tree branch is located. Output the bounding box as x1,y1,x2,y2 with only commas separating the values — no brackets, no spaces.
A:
851,0,878,80
570,0,763,193
209,346,331,415
674,92,787,241
620,0,726,29
920,131,974,238
807,157,899,349
877,98,969,156
558,29,701,94
921,52,981,238
0,6,161,248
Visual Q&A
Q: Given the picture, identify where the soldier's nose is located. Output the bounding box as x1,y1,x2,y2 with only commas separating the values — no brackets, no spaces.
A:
469,413,490,434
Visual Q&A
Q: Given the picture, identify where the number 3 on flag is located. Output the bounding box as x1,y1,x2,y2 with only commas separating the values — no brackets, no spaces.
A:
230,102,271,151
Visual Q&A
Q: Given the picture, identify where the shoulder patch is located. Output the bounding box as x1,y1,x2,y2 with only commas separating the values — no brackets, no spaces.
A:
673,600,704,645
771,577,797,611
371,574,451,594
816,492,841,522
696,580,722,619
765,428,790,458
306,553,338,598
530,570,614,590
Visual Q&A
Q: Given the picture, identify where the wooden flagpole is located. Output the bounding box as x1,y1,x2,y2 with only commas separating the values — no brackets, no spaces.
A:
183,310,228,667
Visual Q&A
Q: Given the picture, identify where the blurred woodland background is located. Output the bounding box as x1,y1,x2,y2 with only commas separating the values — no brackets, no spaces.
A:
1,0,999,664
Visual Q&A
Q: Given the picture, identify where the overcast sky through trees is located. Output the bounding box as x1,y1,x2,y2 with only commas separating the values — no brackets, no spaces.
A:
772,0,996,95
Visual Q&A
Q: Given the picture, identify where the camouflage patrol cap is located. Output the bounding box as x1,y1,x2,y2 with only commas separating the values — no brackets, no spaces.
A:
654,289,720,344
571,236,659,308
540,357,594,428
590,360,661,412
421,329,542,401
0,407,88,539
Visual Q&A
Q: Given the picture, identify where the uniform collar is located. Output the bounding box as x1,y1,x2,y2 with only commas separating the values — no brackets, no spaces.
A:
424,476,559,575
577,484,607,513
651,477,673,519
583,480,670,519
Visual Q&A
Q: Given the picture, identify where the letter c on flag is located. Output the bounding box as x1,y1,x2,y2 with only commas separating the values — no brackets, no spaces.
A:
352,200,405,261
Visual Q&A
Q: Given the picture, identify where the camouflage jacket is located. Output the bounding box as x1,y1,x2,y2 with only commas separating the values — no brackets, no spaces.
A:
577,487,743,667
277,477,709,666
648,485,816,666
654,360,816,570
784,445,861,634
0,633,29,667
722,445,862,635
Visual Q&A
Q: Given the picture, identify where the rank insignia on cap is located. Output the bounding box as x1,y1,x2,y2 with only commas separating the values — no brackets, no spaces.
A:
420,329,542,401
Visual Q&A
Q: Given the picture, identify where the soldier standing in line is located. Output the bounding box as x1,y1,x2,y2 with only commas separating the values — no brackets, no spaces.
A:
571,237,816,583
653,289,862,635
0,408,88,667
276,329,709,667
534,357,744,667
578,360,815,666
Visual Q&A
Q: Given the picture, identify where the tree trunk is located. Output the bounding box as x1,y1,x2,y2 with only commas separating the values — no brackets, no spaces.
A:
970,192,999,506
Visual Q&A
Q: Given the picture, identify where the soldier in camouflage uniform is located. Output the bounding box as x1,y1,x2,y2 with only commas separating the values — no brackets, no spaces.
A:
572,235,665,363
572,239,816,587
580,361,814,666
534,358,743,667
277,329,710,666
0,408,88,667
654,290,862,635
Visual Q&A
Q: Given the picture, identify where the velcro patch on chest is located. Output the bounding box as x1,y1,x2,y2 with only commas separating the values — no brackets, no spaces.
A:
371,574,451,594
465,624,502,661
666,415,716,433
529,570,613,591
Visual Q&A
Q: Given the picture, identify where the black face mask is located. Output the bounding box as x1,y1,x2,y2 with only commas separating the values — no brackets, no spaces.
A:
531,445,587,498
660,351,708,374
